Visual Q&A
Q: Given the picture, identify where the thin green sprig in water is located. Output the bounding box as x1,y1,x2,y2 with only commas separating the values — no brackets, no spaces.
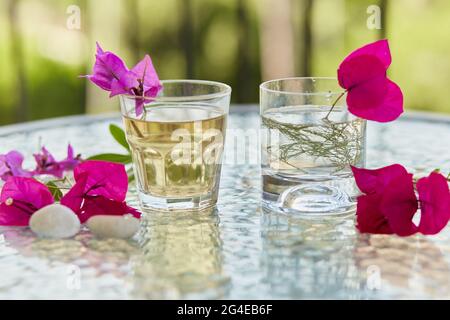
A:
324,90,347,120
262,92,363,172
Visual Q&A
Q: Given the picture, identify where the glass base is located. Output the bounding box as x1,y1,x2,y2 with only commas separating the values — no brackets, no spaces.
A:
138,191,217,213
263,184,356,218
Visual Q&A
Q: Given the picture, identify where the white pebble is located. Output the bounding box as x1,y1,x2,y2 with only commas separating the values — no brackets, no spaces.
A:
30,204,81,239
86,215,140,239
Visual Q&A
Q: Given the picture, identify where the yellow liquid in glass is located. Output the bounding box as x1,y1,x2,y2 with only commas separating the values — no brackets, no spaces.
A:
123,105,226,198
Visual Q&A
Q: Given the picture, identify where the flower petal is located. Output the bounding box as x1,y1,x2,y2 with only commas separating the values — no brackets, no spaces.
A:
88,45,129,92
417,172,450,235
79,196,141,223
351,164,409,195
0,203,31,226
60,172,89,213
340,39,391,71
0,151,32,181
59,144,81,171
134,97,148,117
356,194,392,234
338,54,387,91
74,160,128,202
33,147,64,178
380,173,418,236
109,71,138,97
1,177,54,210
131,54,161,91
347,78,403,123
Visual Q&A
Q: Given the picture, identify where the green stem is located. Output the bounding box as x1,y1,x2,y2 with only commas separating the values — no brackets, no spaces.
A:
46,185,71,190
324,90,347,120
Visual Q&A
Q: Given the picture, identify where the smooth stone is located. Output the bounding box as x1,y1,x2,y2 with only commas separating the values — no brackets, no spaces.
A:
86,215,140,239
29,204,81,239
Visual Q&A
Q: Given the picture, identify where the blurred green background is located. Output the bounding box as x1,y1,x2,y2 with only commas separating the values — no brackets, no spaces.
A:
0,0,449,125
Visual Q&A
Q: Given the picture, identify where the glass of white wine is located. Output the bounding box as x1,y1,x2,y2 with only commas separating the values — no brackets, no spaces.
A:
120,80,231,212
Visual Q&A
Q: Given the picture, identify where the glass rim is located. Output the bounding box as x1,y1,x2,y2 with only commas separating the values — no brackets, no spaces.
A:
120,79,232,103
260,77,343,96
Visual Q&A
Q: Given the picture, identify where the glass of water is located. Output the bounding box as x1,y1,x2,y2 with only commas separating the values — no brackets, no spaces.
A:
260,77,366,216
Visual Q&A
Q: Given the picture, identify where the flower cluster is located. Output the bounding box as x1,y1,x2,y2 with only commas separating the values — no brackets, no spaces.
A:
338,40,450,236
86,43,162,116
0,144,81,182
337,39,403,122
61,161,139,223
0,160,140,226
352,165,450,236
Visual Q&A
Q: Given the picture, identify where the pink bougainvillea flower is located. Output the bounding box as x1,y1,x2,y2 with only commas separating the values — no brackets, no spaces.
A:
33,144,81,178
86,43,129,92
0,151,33,181
61,160,140,223
59,144,82,171
110,55,161,97
33,146,64,177
351,164,418,236
85,43,162,116
110,54,162,116
338,39,403,122
0,177,54,226
73,160,128,201
416,172,450,235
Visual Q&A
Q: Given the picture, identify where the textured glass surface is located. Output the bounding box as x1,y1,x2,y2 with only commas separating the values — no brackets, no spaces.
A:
0,107,449,299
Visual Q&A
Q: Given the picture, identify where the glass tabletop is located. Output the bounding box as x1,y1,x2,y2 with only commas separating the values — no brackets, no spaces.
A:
0,106,449,299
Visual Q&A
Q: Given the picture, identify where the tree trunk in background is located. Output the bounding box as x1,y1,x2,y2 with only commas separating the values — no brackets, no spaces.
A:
125,0,141,62
7,0,28,122
235,0,252,102
259,0,295,81
85,0,122,114
379,0,388,39
300,0,314,77
179,0,194,78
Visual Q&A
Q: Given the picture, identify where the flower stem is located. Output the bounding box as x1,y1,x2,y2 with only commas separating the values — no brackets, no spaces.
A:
324,90,347,120
46,185,71,190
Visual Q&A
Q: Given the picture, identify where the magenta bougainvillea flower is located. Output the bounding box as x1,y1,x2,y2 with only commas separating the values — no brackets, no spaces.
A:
73,160,128,201
352,165,450,236
378,170,418,236
33,144,81,178
86,43,161,116
417,172,450,235
0,177,54,226
61,160,140,223
352,164,418,236
0,151,33,182
338,40,403,122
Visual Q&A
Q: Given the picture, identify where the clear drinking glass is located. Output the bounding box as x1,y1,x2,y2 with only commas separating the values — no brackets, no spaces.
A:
120,80,231,212
260,77,366,216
